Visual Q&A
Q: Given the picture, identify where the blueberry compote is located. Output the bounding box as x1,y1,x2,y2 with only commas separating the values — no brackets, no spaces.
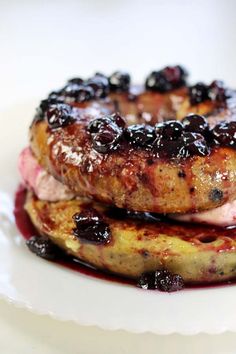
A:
189,80,232,105
109,71,130,92
73,208,111,245
137,270,184,292
46,103,75,129
87,113,236,158
145,65,187,92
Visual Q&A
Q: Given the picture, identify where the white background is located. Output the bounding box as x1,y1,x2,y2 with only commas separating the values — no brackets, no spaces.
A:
1,0,236,352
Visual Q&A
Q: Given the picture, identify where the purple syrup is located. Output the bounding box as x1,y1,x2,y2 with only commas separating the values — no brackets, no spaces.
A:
13,185,236,290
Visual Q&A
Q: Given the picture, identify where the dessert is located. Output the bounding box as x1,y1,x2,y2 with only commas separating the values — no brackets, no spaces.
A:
16,66,236,291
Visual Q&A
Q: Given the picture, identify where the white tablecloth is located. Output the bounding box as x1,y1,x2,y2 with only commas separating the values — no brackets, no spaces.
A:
1,0,236,352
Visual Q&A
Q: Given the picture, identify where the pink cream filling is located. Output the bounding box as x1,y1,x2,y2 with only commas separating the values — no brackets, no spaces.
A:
18,147,75,202
170,202,236,228
18,147,236,226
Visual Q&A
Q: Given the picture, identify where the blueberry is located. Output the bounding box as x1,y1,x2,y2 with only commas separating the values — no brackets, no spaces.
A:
182,114,209,136
88,114,123,153
67,77,84,85
109,71,130,92
87,117,112,134
26,236,59,260
178,65,188,78
125,124,156,147
189,83,210,105
146,71,172,92
179,132,210,157
155,131,209,158
92,121,122,153
88,113,126,134
73,208,111,245
137,269,184,292
163,65,187,85
34,97,63,121
48,90,63,100
209,188,223,202
156,120,183,140
154,137,182,158
87,73,109,98
211,121,236,147
110,113,126,128
46,103,75,129
145,65,187,92
63,84,94,103
209,80,230,102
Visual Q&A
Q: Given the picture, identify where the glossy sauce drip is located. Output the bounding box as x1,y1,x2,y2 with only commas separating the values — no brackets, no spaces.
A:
14,186,236,290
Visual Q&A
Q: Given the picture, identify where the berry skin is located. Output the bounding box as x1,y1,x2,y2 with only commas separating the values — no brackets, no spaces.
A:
67,77,84,85
46,103,75,129
111,113,126,128
145,65,187,92
87,116,112,134
189,82,209,105
182,114,209,136
154,130,209,159
137,269,184,292
146,71,172,92
109,71,131,92
88,113,126,134
26,236,59,260
154,137,179,158
209,188,223,202
63,84,94,103
92,122,122,153
73,208,111,245
156,120,183,140
180,132,210,157
125,124,156,147
189,80,232,105
209,80,231,103
87,73,109,98
34,97,63,121
88,113,125,153
211,121,236,148
48,90,63,100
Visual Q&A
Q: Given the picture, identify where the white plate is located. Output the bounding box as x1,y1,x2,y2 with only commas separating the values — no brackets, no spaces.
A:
1,101,236,335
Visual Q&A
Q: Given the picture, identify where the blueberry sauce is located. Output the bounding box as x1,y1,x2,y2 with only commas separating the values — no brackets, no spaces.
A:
14,185,236,291
62,84,95,103
137,269,184,292
145,65,187,92
189,80,232,105
46,103,75,129
26,235,60,260
109,71,131,92
87,112,236,159
73,208,111,245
